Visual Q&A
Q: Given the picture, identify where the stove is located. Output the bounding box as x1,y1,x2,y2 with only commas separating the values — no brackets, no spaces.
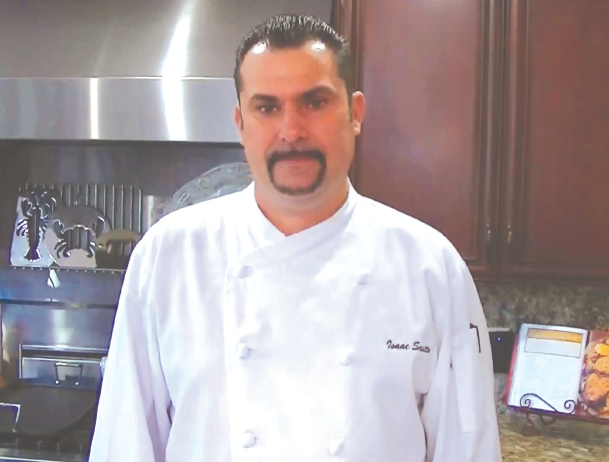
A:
0,409,94,462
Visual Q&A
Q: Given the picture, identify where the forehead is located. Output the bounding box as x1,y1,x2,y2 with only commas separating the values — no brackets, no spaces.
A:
239,41,343,97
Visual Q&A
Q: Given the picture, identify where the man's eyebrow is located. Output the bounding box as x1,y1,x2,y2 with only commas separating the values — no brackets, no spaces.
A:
302,85,336,99
249,94,279,104
248,86,336,104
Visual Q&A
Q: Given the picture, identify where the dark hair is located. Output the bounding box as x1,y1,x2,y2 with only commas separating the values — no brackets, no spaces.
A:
234,14,353,105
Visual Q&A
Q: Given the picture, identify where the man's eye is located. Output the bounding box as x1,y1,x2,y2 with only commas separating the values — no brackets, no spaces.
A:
306,99,328,110
257,105,277,114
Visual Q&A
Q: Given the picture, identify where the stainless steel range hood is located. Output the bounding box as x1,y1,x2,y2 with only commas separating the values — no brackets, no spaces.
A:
0,0,333,142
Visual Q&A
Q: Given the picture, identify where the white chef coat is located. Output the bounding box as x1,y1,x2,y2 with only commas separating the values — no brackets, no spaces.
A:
89,182,502,462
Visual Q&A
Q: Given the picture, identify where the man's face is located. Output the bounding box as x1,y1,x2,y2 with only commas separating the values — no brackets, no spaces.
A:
234,41,365,200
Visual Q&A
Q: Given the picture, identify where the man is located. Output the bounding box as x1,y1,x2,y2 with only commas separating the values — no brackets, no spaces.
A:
90,14,502,462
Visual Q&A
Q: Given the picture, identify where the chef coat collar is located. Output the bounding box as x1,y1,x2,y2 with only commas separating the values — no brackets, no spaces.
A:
239,180,360,265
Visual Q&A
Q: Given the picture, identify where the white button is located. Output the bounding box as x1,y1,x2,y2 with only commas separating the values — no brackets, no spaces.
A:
328,440,344,456
237,343,251,359
237,266,252,278
356,272,369,285
241,430,256,448
341,352,354,366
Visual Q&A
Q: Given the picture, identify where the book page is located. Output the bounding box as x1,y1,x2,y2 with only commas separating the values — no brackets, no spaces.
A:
578,330,609,419
508,324,588,413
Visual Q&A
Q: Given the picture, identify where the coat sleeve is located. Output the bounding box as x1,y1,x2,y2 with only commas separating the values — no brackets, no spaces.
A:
420,250,502,462
89,240,172,462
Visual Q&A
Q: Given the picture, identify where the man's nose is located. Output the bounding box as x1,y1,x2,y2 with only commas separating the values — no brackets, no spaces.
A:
279,105,309,143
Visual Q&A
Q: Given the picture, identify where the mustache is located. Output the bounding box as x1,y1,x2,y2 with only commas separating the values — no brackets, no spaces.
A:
266,149,327,171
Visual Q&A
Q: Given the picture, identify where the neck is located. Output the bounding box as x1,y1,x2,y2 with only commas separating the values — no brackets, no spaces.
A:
254,181,350,236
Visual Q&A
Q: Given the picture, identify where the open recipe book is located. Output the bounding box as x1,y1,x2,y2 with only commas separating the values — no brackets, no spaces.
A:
507,323,609,420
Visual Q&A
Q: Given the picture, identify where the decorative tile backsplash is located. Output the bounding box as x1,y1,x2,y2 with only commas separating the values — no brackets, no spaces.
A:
477,282,609,332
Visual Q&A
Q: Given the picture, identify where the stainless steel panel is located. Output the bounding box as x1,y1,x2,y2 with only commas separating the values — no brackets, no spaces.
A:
1,304,115,384
21,357,103,383
21,344,106,384
0,0,333,78
0,267,125,306
0,78,240,142
0,449,86,462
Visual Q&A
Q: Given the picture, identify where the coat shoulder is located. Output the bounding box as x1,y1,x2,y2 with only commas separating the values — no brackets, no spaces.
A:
357,195,461,261
132,189,247,262
145,189,245,239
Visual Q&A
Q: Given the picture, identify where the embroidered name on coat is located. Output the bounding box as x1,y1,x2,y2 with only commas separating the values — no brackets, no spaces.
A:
386,340,430,353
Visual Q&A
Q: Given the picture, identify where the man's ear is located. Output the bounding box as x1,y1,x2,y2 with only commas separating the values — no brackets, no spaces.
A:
233,105,244,144
351,91,366,135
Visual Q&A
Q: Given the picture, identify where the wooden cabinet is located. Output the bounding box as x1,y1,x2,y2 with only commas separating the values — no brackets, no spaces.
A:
335,0,609,284
500,0,609,282
335,0,505,281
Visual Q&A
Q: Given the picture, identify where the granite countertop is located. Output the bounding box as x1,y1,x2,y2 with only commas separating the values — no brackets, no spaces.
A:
499,411,609,461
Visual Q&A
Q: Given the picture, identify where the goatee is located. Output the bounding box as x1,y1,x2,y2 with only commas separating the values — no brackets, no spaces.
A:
266,149,327,196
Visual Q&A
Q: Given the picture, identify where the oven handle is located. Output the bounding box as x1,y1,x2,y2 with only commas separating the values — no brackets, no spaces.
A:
0,403,21,432
54,362,84,385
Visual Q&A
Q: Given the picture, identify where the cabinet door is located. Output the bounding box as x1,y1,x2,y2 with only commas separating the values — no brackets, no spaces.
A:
343,0,504,280
500,0,609,282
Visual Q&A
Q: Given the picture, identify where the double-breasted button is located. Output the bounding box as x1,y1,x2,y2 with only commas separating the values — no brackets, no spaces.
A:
241,430,256,448
328,440,344,456
356,272,369,285
237,343,251,359
341,352,354,366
